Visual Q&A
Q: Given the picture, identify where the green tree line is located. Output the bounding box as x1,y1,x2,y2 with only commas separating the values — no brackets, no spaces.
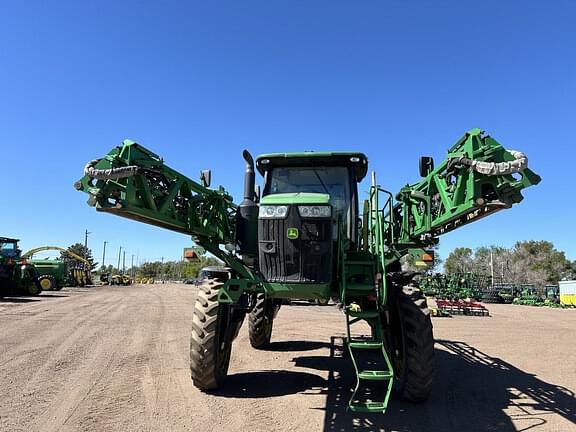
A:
444,241,575,286
98,255,221,280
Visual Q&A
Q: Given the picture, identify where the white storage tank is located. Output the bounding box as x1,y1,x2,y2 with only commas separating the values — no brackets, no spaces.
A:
559,280,576,306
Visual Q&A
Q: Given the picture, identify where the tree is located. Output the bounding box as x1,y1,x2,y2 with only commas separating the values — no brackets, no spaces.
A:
60,243,98,271
444,247,473,274
564,261,576,280
134,255,222,280
471,246,514,283
444,241,572,287
510,241,570,286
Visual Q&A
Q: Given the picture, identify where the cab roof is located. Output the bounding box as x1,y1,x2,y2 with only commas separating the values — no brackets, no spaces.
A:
255,151,368,182
0,237,19,243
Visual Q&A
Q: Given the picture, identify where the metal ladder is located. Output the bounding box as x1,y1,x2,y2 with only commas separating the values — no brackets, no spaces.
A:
343,258,394,413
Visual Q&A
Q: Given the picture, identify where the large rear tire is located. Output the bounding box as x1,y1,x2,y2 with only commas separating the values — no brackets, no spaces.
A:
190,279,232,391
248,293,278,349
388,284,434,402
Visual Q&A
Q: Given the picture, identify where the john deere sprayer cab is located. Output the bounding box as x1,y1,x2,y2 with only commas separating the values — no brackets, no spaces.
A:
75,128,540,412
0,237,42,296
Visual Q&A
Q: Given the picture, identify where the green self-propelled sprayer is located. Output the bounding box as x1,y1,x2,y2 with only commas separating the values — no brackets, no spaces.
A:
74,128,540,413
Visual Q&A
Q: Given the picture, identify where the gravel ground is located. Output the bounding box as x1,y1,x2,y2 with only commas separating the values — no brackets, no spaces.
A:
0,283,574,432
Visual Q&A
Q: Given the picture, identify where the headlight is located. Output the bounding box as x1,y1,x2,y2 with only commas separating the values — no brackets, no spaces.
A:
259,205,289,218
298,205,331,218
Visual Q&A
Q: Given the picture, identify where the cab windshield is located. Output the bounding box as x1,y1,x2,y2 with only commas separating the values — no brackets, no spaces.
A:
265,166,351,224
0,242,19,258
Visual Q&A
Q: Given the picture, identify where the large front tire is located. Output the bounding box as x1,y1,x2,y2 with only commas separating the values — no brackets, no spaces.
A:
190,279,232,391
248,293,279,349
389,284,434,402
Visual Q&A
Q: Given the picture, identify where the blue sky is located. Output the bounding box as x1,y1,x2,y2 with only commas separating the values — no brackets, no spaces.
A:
1,1,573,267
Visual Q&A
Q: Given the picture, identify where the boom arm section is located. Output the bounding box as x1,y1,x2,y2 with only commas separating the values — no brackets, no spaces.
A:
74,140,237,254
391,128,541,244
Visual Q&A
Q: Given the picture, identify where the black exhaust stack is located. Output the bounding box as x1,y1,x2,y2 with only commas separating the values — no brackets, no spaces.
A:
236,150,259,259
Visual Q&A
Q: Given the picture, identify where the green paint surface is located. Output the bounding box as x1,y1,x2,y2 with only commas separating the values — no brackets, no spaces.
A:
260,192,331,205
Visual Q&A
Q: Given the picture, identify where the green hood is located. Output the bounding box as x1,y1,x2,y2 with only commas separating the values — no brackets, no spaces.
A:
261,192,330,205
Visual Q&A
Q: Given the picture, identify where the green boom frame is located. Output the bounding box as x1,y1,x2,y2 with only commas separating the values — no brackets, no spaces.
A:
75,128,541,413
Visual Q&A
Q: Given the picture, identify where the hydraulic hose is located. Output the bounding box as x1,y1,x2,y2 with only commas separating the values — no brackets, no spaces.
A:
84,159,141,180
449,150,528,176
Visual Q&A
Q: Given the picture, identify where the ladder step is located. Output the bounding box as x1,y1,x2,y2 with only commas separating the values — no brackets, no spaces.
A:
348,341,382,350
347,310,379,318
358,370,393,381
349,401,387,413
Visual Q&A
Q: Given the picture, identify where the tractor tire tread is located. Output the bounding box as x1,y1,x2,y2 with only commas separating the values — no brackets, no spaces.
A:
398,285,434,402
189,280,226,391
249,293,273,349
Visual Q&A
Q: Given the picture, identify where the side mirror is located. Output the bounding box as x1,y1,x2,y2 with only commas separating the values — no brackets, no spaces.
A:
200,170,212,188
254,185,261,203
419,156,434,177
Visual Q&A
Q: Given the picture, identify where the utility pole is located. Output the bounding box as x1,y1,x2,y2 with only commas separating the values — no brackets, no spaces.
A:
117,246,122,274
123,251,126,274
131,254,134,279
161,256,164,283
84,229,91,250
490,249,494,283
102,241,108,272
84,230,91,266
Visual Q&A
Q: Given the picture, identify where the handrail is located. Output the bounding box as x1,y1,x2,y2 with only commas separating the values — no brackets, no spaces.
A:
369,175,394,308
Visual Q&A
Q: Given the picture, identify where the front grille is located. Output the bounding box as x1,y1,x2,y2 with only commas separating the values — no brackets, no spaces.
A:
258,206,332,283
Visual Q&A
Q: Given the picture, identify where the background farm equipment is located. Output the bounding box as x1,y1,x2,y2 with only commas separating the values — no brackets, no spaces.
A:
512,285,543,306
0,237,41,296
22,246,93,290
134,277,155,284
100,273,132,285
559,280,576,306
435,299,489,316
75,128,539,413
421,272,490,301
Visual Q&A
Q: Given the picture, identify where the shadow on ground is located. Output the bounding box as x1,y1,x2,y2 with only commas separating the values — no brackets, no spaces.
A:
299,337,575,432
0,297,41,303
264,340,332,352
217,337,575,431
214,370,326,398
0,293,68,303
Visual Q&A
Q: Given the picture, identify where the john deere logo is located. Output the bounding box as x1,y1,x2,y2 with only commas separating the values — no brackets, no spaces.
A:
287,227,299,239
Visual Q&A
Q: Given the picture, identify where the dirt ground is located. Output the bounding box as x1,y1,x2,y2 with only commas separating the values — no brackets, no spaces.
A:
0,283,574,432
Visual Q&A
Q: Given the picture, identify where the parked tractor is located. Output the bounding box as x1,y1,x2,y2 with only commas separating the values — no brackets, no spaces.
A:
0,237,42,296
75,128,540,412
22,246,94,290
